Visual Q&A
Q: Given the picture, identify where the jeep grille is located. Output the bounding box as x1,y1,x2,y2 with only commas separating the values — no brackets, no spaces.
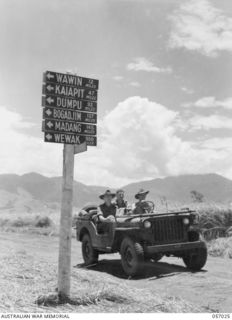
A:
151,217,186,244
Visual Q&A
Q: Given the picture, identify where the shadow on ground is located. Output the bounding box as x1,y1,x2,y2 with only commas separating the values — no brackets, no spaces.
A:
74,258,207,280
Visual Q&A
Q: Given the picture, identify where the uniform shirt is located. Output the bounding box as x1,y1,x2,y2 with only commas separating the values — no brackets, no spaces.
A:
133,201,150,215
97,203,117,218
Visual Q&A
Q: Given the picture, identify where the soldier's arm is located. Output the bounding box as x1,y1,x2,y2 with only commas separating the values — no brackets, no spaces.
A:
97,207,106,222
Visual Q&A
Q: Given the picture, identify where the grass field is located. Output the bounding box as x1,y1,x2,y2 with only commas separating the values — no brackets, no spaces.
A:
0,250,202,313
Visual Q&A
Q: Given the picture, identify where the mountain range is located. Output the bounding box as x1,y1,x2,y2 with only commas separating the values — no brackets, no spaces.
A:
0,172,232,214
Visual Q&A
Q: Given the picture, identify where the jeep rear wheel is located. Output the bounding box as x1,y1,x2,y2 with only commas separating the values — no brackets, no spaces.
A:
82,234,98,265
183,245,207,271
120,237,144,277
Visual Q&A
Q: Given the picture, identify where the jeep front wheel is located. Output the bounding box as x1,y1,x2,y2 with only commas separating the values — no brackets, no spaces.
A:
120,237,144,277
82,234,99,265
183,245,207,271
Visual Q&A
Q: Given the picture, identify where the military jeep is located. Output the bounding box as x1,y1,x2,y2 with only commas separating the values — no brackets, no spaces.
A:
76,203,207,276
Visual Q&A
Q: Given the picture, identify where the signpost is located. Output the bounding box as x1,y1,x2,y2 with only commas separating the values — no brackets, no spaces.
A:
43,119,96,135
43,107,97,124
42,95,97,113
41,70,98,300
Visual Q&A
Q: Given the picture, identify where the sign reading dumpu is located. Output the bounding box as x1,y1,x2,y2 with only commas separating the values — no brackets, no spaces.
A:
44,71,99,90
42,95,97,113
42,70,98,146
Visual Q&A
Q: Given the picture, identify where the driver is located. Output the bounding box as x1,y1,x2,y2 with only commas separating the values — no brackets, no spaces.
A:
97,190,116,233
133,189,150,215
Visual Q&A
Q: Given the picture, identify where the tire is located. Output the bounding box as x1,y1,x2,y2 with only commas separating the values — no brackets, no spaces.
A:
82,234,99,265
120,237,144,277
183,244,207,271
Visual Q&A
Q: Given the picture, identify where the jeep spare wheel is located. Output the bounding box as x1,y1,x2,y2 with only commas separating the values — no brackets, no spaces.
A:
82,234,99,265
120,237,144,277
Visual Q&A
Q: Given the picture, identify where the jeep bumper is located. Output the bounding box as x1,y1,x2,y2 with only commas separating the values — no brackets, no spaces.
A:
145,240,206,255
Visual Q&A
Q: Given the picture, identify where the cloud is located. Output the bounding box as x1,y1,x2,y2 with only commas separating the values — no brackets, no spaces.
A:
169,0,232,57
185,96,232,109
129,81,141,87
112,75,124,81
187,114,232,131
0,106,62,177
181,87,194,94
127,57,172,73
2,100,232,187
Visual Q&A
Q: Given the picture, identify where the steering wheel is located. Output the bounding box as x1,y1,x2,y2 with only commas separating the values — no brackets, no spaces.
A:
143,201,155,213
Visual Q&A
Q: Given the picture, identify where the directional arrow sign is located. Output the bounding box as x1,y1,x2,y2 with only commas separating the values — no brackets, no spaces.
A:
45,133,53,141
43,107,97,124
44,119,96,135
42,95,97,113
43,71,99,90
42,83,97,101
45,108,52,116
44,132,97,146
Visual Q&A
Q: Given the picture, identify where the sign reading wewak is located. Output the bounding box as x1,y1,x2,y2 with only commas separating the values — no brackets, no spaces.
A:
44,71,99,90
44,132,97,146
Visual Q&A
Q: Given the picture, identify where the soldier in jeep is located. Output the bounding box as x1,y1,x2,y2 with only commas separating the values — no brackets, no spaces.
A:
96,189,116,233
133,188,153,214
115,189,128,209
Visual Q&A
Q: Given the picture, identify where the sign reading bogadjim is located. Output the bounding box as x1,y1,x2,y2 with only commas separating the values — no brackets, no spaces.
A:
42,70,98,146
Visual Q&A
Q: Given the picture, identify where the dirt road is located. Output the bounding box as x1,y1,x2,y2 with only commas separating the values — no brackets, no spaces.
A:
0,232,231,312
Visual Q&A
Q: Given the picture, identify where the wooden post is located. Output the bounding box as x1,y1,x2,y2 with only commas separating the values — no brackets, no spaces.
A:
58,144,75,298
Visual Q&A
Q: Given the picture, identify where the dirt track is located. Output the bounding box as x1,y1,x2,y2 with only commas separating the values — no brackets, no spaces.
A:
0,232,231,312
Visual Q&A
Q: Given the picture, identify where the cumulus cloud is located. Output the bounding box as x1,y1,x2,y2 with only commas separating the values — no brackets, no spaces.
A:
185,96,232,109
187,114,232,131
169,0,232,57
2,99,232,187
0,106,62,177
127,57,172,74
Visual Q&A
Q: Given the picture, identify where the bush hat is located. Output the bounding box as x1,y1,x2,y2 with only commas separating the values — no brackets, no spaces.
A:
135,188,149,199
99,189,116,200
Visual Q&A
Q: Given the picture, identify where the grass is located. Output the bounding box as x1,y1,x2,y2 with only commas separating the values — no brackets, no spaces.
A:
208,237,232,259
0,214,59,237
0,250,203,313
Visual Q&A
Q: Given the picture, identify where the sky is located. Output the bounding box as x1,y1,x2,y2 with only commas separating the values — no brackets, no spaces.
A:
0,0,232,187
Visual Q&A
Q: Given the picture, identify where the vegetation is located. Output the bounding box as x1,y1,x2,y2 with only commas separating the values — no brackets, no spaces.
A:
190,190,204,203
0,250,204,312
208,237,232,259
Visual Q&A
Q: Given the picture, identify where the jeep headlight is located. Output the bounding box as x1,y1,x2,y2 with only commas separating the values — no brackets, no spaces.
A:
192,214,199,224
144,220,152,228
183,218,190,225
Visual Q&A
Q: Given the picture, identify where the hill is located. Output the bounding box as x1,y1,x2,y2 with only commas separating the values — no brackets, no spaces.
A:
0,172,232,214
123,174,232,204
